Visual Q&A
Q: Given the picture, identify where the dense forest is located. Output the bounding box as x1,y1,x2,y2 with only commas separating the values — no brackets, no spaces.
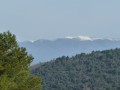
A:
31,48,120,90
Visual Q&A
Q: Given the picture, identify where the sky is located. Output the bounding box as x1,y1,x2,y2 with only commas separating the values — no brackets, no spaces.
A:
0,0,120,41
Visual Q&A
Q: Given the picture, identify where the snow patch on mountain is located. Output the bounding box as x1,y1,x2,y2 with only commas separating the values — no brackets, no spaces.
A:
65,36,94,41
30,40,34,43
21,36,120,43
65,36,117,41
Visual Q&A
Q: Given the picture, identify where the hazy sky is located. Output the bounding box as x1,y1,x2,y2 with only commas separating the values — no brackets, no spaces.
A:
0,0,120,41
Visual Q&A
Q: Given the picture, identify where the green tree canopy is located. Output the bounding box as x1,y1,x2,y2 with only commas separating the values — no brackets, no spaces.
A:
31,49,120,90
0,31,41,90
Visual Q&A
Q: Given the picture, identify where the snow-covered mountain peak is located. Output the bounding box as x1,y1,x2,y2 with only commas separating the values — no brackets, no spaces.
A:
65,36,116,41
65,36,94,41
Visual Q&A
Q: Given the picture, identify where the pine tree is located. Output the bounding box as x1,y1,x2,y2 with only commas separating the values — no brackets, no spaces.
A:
0,31,41,90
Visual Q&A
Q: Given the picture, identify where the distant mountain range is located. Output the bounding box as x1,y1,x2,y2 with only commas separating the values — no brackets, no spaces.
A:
19,36,120,64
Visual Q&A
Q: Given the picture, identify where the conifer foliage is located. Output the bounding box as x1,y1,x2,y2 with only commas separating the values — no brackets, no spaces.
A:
0,31,41,90
31,49,120,90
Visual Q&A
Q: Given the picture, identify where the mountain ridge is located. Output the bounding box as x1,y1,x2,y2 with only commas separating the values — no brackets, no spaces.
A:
19,37,120,64
20,36,120,43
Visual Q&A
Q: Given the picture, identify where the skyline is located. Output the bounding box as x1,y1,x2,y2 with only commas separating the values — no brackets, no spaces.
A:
0,0,120,41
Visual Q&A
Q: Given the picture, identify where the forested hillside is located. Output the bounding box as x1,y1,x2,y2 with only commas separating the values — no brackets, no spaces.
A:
31,48,120,90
